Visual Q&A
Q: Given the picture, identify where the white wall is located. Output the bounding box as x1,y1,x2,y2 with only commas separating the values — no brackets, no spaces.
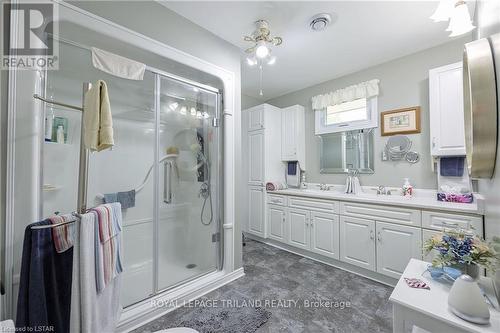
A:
475,0,500,241
265,37,470,189
72,0,244,268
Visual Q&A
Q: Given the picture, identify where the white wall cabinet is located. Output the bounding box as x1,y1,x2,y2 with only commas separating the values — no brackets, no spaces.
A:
429,62,466,156
311,212,340,259
247,105,264,131
243,104,284,237
267,205,286,242
288,208,310,250
340,216,376,271
281,105,306,170
248,186,265,237
376,222,422,279
248,130,264,186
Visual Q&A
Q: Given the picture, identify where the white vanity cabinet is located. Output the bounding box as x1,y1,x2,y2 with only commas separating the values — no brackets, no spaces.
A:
310,212,340,259
375,222,422,279
340,216,376,271
288,208,311,250
254,192,483,282
281,105,306,169
429,62,466,156
267,204,287,242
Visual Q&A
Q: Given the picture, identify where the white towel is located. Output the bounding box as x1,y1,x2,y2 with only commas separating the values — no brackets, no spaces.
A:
92,47,146,81
70,212,122,333
83,80,114,152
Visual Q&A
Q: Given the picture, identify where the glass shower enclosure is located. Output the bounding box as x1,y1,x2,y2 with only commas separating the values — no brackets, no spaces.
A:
41,39,222,307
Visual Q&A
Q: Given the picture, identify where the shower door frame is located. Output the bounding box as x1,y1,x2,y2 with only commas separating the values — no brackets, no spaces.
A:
3,0,240,325
151,70,225,296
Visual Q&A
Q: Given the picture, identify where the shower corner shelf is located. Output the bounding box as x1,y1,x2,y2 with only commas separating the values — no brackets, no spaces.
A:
44,141,71,146
43,184,62,192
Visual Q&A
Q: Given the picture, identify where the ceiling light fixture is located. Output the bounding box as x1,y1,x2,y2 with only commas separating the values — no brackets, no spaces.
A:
243,20,283,96
447,1,475,37
430,0,455,22
430,0,475,37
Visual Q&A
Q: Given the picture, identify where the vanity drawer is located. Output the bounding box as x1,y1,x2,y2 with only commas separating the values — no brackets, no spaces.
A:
267,194,287,206
422,211,483,236
288,196,339,213
340,202,421,226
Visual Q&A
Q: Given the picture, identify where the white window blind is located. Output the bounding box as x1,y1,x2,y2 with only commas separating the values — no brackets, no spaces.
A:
325,98,368,126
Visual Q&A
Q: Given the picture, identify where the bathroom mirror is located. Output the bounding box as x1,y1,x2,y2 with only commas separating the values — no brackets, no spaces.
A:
319,129,374,174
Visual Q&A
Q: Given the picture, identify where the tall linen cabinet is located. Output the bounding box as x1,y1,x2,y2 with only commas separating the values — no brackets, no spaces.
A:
243,104,284,237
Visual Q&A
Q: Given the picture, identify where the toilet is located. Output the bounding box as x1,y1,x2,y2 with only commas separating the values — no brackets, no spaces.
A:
154,328,199,333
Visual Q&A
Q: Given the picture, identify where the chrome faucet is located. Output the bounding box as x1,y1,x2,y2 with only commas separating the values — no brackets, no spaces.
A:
316,183,330,191
376,186,392,195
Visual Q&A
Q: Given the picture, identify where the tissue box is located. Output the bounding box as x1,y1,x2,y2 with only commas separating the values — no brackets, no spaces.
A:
437,192,473,203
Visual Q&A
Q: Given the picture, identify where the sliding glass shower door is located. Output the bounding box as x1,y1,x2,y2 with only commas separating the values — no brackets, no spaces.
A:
41,38,221,308
156,75,220,291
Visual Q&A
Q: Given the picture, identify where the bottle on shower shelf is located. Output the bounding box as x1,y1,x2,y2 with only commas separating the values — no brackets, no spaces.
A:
56,125,65,144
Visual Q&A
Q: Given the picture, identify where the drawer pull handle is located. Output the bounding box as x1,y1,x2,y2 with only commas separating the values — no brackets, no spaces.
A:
370,230,374,240
377,232,381,242
441,221,459,227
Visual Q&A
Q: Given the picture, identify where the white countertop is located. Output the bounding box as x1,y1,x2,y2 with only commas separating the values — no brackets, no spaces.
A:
271,186,484,215
389,259,500,333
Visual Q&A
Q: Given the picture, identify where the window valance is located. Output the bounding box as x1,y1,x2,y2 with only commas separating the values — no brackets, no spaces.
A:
311,79,380,111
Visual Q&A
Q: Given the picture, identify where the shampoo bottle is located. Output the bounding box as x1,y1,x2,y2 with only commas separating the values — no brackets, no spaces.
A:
56,125,65,144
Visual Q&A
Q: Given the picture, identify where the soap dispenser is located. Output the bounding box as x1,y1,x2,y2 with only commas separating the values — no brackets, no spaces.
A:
402,178,413,197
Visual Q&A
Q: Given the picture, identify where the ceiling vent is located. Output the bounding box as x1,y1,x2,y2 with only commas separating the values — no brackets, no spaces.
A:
309,13,332,31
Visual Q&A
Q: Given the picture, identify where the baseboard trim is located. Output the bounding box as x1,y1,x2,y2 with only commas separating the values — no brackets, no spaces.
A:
117,268,245,332
245,233,397,287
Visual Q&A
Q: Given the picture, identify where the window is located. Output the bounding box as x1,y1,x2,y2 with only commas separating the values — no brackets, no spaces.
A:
315,97,377,135
325,98,368,125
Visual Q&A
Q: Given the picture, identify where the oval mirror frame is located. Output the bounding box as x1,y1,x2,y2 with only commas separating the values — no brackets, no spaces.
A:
463,36,498,179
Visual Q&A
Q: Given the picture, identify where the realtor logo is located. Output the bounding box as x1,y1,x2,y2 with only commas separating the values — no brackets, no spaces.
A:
2,1,59,69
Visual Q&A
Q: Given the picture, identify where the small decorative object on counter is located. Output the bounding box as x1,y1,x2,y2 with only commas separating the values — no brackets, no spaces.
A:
404,277,430,290
402,178,413,197
423,229,499,280
448,274,490,324
437,192,474,203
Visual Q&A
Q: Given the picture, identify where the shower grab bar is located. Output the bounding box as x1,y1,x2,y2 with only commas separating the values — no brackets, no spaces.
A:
33,94,84,111
95,154,179,201
34,83,92,214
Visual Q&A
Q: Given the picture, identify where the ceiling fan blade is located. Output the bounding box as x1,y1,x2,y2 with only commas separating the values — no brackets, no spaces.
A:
245,46,256,54
243,36,255,42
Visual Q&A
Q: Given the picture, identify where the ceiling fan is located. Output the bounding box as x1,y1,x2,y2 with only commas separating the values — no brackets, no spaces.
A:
243,20,283,95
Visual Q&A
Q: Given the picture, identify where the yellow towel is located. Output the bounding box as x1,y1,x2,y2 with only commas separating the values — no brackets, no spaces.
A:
83,80,114,152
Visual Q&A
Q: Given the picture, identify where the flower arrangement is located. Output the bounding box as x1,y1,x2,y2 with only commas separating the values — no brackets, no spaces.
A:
423,229,500,271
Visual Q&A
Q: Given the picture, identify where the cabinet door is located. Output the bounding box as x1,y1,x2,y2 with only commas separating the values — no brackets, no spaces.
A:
340,216,376,271
248,187,265,237
267,205,287,242
287,208,310,250
429,62,465,156
248,130,264,186
281,107,297,160
310,212,340,259
376,222,422,279
248,106,264,131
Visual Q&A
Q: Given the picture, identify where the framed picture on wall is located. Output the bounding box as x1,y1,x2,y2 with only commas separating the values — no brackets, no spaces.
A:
381,106,421,136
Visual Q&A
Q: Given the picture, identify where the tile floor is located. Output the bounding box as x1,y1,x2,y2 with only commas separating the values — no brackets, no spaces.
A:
135,238,394,332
